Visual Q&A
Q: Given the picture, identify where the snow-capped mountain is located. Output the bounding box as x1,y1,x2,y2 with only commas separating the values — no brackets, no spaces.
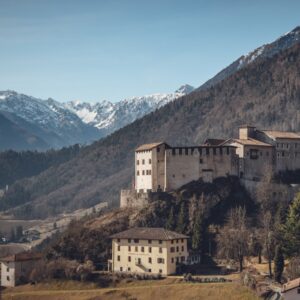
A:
65,84,194,135
0,85,193,150
199,26,300,90
0,90,99,149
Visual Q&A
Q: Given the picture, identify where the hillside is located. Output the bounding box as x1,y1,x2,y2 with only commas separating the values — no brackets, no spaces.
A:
1,42,300,219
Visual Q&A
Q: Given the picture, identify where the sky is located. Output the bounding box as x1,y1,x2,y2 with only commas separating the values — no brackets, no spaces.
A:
0,0,299,103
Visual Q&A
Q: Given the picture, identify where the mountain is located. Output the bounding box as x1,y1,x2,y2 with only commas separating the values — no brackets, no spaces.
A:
0,91,99,150
0,86,194,150
2,38,300,219
198,26,300,90
0,111,50,151
65,84,194,136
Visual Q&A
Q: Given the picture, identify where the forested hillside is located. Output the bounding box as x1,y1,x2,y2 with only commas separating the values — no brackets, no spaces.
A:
1,43,300,219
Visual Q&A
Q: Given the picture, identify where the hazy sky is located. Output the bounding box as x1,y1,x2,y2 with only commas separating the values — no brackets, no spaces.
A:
0,0,299,102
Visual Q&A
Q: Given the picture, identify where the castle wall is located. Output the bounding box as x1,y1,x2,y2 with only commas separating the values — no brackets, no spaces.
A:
135,150,153,192
120,189,150,208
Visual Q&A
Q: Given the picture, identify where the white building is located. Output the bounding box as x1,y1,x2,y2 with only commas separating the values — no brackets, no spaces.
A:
0,252,42,287
134,142,239,193
108,227,189,276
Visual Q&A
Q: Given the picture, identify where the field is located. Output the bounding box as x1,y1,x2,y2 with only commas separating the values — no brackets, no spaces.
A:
2,278,260,300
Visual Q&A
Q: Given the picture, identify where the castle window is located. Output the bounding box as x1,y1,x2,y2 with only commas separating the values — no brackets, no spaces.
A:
148,268,152,272
137,171,139,176
149,159,152,164
117,245,121,251
171,258,174,263
181,239,184,243
149,247,152,253
117,255,120,261
120,267,123,271
128,246,131,251
171,247,175,253
128,267,131,271
141,246,145,252
157,258,164,264
185,148,188,155
176,246,179,252
135,246,138,252
137,160,139,165
199,158,203,164
250,149,259,160
134,239,139,243
142,159,145,164
128,256,131,262
7,276,10,281
148,239,152,244
159,240,162,244
148,257,152,264
142,170,145,175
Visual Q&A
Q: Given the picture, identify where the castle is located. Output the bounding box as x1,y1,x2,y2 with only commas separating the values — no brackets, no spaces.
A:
120,125,300,207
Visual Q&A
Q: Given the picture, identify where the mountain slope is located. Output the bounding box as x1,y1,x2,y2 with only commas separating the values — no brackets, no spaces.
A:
198,26,300,90
0,91,100,149
2,41,300,219
0,111,50,151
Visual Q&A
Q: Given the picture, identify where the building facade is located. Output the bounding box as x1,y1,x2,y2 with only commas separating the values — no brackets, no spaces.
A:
134,142,239,193
224,126,300,180
108,228,189,276
0,253,42,287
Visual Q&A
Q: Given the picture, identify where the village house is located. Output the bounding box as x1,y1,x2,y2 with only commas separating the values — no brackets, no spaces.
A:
0,252,42,287
108,227,189,276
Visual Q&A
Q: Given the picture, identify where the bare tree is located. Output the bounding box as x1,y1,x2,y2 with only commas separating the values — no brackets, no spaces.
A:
217,206,250,272
259,210,275,278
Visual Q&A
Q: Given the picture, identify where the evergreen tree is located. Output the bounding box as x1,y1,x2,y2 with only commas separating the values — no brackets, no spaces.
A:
176,202,187,233
192,211,204,253
10,228,15,242
274,245,284,283
16,225,23,240
166,206,175,230
283,193,300,257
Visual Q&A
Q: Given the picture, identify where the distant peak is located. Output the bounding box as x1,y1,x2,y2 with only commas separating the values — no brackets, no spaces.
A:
175,84,194,94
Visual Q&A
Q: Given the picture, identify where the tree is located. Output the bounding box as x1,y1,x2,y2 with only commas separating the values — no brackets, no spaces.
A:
274,245,284,283
10,227,16,242
166,206,175,230
16,225,23,240
192,211,204,255
176,202,188,233
260,211,275,278
217,206,250,272
282,193,300,257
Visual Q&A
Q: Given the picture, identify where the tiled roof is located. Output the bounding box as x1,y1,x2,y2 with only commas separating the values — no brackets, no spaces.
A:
111,227,189,240
0,252,42,262
228,138,272,147
136,142,167,151
203,139,226,146
262,130,300,140
282,277,300,293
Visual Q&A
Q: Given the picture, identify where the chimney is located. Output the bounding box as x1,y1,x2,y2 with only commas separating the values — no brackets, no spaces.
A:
239,125,256,139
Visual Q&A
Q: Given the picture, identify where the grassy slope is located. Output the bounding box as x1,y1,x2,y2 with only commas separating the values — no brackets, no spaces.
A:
2,279,260,300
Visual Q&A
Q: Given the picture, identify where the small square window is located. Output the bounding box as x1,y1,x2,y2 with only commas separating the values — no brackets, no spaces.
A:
148,268,152,273
148,240,152,244
134,239,139,243
128,267,131,271
159,240,162,244
117,239,120,242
